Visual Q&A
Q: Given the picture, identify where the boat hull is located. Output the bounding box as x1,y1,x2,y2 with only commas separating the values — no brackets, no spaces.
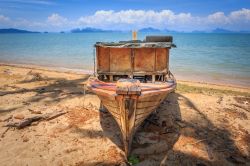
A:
88,79,176,157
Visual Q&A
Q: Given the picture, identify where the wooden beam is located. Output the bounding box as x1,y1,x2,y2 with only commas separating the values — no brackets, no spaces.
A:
152,75,156,83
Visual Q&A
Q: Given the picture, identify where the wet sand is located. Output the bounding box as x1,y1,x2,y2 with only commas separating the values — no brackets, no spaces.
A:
0,64,249,166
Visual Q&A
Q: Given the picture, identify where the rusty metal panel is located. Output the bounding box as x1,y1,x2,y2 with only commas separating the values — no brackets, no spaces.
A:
155,48,168,71
110,48,132,72
97,46,110,72
134,48,155,72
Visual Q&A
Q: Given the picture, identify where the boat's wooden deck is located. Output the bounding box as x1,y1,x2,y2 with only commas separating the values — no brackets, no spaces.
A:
89,79,175,92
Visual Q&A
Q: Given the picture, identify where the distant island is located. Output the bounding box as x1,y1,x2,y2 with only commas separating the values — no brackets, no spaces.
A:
138,27,161,32
211,28,234,33
0,27,249,34
138,27,177,33
0,28,40,33
71,27,116,33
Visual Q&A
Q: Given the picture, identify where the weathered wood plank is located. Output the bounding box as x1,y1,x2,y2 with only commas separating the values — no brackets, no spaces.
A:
136,106,158,115
104,106,120,118
100,98,119,108
97,46,110,72
136,101,161,109
138,94,164,102
110,48,132,72
134,48,155,72
156,48,168,71
136,111,153,120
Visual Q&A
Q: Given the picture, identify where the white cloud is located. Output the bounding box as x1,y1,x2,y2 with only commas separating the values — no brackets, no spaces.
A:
78,10,194,30
229,8,250,22
0,15,10,22
47,13,68,26
77,8,250,31
1,8,250,31
208,12,229,24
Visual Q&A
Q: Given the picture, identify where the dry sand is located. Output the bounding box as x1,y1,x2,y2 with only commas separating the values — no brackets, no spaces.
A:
0,64,249,166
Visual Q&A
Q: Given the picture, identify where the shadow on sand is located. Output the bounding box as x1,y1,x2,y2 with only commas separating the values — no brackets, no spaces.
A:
99,92,249,165
0,75,90,115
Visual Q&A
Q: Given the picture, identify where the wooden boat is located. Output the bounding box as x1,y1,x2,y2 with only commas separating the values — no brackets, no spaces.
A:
87,36,176,157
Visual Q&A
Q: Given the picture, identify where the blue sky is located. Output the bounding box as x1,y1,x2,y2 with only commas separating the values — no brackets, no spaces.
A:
0,0,250,31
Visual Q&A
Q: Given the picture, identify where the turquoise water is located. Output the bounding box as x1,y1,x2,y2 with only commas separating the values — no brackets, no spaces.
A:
0,33,249,86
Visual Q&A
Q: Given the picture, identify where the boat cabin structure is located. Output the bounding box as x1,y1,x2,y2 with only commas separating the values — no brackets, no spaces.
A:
95,36,175,83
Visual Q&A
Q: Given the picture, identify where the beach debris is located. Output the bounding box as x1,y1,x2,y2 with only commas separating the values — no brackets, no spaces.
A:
231,104,249,112
226,155,245,164
234,96,250,105
161,127,177,134
142,113,160,129
23,70,46,82
176,120,186,128
184,139,206,147
4,110,67,129
217,96,223,104
22,101,31,105
36,88,46,93
205,145,214,161
28,108,42,114
22,135,29,142
1,127,10,138
63,148,78,154
13,113,25,120
3,69,12,75
3,115,13,122
83,103,99,111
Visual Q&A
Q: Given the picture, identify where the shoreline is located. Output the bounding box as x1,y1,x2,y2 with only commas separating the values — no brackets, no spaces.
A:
0,62,93,75
0,62,249,91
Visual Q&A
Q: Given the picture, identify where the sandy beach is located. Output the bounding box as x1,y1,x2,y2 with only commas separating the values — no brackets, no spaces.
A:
0,64,249,166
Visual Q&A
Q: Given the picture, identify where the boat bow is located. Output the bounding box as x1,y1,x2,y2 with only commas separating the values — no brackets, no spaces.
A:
87,78,176,157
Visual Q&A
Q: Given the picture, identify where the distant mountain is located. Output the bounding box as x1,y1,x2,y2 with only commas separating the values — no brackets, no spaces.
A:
162,29,178,33
211,28,233,33
191,30,207,33
71,27,115,33
239,30,250,33
0,28,40,33
138,27,161,32
138,27,178,33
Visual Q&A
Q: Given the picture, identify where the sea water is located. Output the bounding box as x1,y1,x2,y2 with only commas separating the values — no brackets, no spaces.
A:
0,32,249,87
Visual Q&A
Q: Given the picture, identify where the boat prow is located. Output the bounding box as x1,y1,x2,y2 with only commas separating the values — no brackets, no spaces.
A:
88,77,176,156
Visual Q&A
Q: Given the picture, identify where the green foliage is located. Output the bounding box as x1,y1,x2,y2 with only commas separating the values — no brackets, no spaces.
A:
128,155,140,165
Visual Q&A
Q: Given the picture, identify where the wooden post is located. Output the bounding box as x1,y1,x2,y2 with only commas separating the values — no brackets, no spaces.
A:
152,75,156,83
109,75,113,81
132,31,137,40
